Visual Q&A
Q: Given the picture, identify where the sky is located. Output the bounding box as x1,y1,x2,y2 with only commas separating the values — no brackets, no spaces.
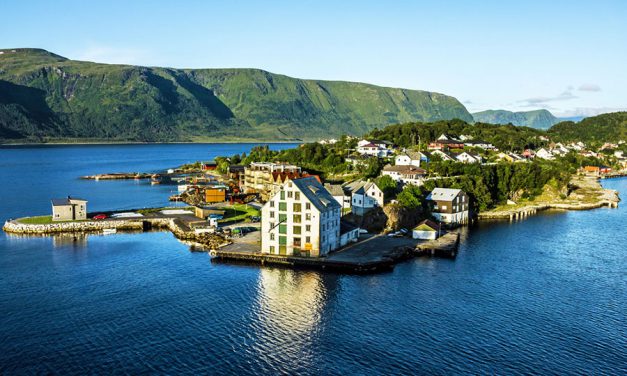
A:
2,0,626,117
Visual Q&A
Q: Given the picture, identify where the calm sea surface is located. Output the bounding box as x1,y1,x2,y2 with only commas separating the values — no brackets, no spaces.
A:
0,144,625,375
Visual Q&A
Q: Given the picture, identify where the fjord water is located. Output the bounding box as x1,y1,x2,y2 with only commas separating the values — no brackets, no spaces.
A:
0,145,625,375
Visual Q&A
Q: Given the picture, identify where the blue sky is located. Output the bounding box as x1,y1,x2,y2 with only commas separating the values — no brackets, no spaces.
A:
2,0,626,116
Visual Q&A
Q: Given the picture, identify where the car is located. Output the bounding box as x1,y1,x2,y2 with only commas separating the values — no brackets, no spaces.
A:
399,228,408,235
93,214,107,220
249,216,261,222
358,229,368,234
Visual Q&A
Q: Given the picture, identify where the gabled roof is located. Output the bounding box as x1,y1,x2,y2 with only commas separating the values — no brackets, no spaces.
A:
292,177,340,212
414,219,440,232
426,188,463,202
343,180,380,195
324,183,345,197
51,197,87,206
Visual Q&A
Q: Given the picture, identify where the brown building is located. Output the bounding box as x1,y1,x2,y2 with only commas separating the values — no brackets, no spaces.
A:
426,188,469,225
205,187,227,203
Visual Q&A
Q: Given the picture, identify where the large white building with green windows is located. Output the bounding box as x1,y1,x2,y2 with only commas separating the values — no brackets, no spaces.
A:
261,177,341,257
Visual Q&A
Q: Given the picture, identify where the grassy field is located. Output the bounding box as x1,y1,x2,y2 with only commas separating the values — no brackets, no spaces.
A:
218,204,260,223
17,215,89,224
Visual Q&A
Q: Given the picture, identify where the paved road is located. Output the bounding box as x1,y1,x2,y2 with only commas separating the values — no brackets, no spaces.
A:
327,235,419,263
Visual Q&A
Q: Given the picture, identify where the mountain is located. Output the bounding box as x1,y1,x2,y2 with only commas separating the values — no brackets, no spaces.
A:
472,109,559,129
0,48,472,143
548,112,627,144
557,116,586,123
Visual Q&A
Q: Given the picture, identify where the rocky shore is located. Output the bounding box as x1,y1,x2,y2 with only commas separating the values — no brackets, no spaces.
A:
478,176,620,221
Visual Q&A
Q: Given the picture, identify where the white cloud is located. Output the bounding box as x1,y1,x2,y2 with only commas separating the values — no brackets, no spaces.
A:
555,107,627,117
577,83,601,92
518,89,577,107
74,46,151,65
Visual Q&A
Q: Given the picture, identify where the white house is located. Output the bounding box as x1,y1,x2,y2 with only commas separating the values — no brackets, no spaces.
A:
395,151,422,167
464,140,496,150
430,149,456,162
261,177,341,257
324,183,351,210
343,180,384,216
382,165,426,186
427,188,470,225
535,148,555,160
455,152,482,164
357,143,391,157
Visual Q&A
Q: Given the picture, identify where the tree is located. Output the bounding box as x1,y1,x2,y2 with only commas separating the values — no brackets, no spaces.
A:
375,175,398,200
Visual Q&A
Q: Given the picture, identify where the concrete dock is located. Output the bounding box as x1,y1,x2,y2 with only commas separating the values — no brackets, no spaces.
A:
415,232,460,258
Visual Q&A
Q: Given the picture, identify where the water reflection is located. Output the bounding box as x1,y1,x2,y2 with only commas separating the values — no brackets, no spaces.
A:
250,268,329,373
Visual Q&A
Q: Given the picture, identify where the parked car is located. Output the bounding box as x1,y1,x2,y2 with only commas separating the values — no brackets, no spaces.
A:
93,214,107,220
358,229,368,234
249,216,261,222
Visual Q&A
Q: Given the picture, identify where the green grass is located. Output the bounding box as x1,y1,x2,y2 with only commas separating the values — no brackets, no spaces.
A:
17,215,89,224
18,215,54,224
218,204,260,223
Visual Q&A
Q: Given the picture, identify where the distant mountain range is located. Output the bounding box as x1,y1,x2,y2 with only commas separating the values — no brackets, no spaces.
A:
471,109,561,129
0,48,473,143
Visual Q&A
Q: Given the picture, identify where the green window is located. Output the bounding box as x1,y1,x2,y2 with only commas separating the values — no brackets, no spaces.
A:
293,225,301,235
279,214,287,222
279,202,287,211
280,191,285,200
279,224,287,234
279,236,287,245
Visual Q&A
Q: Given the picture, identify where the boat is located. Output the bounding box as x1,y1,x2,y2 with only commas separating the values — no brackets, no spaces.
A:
102,228,117,235
150,174,162,185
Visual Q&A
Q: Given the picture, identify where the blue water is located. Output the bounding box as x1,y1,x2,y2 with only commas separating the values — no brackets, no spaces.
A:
0,145,625,375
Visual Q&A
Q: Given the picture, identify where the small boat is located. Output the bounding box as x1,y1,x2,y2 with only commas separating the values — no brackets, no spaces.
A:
103,228,117,235
150,174,162,185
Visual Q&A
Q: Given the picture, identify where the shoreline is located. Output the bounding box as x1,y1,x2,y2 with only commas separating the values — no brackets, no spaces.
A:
478,176,620,221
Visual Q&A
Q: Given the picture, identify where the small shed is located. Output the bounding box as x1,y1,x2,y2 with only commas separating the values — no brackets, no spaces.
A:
51,196,88,221
194,207,225,220
340,220,360,247
412,219,441,240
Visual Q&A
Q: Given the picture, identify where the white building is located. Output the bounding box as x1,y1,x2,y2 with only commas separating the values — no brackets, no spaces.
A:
395,151,422,167
455,152,482,164
261,177,341,257
382,165,426,186
535,148,555,160
427,188,470,225
412,219,441,240
430,149,456,162
324,183,351,210
343,180,384,216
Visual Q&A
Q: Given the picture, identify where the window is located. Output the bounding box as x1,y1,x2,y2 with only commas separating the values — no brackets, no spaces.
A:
269,222,275,228
287,191,293,198
305,236,311,243
293,203,302,212
269,246,275,253
306,203,311,210
279,214,287,222
270,201,275,207
322,224,325,231
295,192,300,200
293,214,301,223
322,235,325,243
279,236,287,245
279,202,287,211
305,225,311,232
441,205,447,210
280,191,285,200
270,233,275,240
270,211,275,218
294,237,301,247
305,213,311,221
293,226,301,235
279,224,287,234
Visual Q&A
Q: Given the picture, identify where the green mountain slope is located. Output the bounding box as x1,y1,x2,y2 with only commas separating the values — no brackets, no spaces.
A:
548,112,627,144
0,48,472,142
472,109,559,129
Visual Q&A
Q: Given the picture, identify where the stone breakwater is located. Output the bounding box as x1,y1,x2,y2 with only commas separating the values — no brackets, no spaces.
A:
2,217,229,250
3,218,171,234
